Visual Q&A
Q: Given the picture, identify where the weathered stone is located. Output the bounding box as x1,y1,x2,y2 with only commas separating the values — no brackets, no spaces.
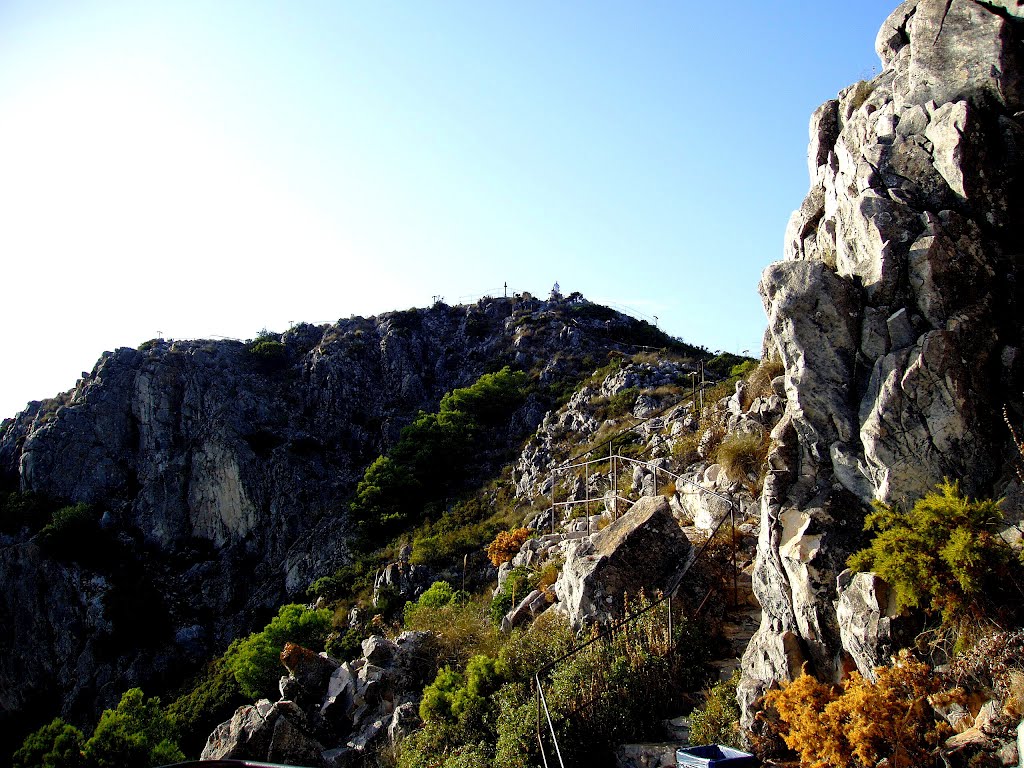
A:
836,570,917,680
554,496,691,627
744,0,1024,730
360,635,396,666
387,701,420,746
268,713,326,767
202,700,280,760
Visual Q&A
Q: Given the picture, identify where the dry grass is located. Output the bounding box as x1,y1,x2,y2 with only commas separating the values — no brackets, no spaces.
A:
1005,669,1024,718
671,431,701,466
716,429,771,492
742,358,785,408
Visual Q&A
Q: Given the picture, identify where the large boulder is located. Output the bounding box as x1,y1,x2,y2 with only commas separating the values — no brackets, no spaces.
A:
202,699,326,767
554,495,692,627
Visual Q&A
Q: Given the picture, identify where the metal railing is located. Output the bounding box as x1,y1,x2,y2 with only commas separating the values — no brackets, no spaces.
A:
533,472,738,768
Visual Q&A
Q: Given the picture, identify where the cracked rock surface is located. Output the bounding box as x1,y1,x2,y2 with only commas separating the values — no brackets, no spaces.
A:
742,0,1024,724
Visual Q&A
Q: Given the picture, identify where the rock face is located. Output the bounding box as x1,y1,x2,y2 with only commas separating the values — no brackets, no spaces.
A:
0,294,666,746
555,495,692,627
742,0,1024,722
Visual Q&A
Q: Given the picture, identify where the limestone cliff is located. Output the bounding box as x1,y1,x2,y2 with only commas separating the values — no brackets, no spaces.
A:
742,0,1024,720
0,293,686,750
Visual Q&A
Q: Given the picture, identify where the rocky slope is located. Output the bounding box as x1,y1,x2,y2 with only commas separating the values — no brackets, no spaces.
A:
0,291,694,752
742,0,1024,721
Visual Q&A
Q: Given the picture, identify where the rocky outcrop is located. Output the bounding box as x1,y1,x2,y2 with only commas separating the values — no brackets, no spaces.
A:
554,496,692,627
203,632,434,766
742,0,1024,723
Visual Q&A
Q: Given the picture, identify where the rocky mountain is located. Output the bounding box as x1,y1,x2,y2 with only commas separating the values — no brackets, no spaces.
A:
0,291,697,755
741,0,1024,722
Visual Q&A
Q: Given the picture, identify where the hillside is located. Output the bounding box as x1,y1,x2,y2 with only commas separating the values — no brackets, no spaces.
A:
0,290,716,760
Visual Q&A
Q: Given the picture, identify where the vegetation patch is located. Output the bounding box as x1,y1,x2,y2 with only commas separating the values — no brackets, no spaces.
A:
224,604,332,699
848,479,1022,633
762,651,954,768
715,429,770,492
486,528,530,567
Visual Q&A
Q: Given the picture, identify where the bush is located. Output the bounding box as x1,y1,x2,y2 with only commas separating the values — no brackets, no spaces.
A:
325,628,366,663
404,595,498,673
224,604,332,699
350,368,528,538
39,503,96,543
532,593,709,766
84,688,184,768
0,491,59,536
689,671,742,749
13,718,86,768
848,479,1016,628
404,580,467,625
489,566,536,627
762,651,953,768
419,654,507,732
486,528,530,567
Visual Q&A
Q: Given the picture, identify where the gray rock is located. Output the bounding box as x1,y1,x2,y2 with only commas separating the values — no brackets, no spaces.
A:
387,701,420,746
360,635,396,666
202,700,280,760
554,496,691,627
1,296,651,733
743,0,1024,729
836,570,916,680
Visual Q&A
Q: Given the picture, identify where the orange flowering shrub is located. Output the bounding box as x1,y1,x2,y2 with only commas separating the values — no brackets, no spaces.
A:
486,528,530,566
763,651,956,768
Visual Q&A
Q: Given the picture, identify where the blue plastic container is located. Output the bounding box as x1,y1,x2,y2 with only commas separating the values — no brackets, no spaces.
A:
675,744,758,768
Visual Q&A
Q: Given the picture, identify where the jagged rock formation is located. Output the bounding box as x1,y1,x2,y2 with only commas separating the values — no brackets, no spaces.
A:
742,0,1024,722
0,293,682,749
202,633,433,766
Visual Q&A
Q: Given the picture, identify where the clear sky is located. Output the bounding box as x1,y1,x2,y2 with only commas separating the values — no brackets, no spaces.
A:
0,1,897,420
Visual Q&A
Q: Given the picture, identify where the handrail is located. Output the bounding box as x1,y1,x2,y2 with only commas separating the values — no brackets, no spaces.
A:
534,487,737,766
532,367,747,764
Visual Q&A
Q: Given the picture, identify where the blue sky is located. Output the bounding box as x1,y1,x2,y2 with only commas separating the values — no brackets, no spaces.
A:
0,1,896,419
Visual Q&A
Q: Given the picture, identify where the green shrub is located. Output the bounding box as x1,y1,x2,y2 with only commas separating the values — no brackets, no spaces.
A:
13,718,86,768
489,567,535,627
40,503,96,542
420,654,507,732
350,455,422,535
350,367,528,538
404,580,467,625
848,479,1015,627
729,360,757,378
0,491,58,536
83,688,184,768
248,339,285,358
224,604,332,699
325,628,365,662
689,671,742,748
603,387,640,419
